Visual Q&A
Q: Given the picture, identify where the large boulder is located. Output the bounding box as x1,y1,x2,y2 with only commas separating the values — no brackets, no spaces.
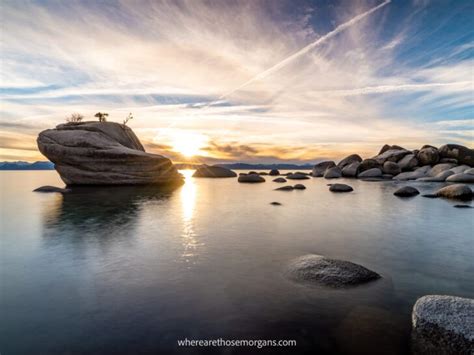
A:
439,144,474,167
428,163,456,177
382,161,401,175
417,170,454,182
37,121,182,185
378,144,406,155
394,166,431,181
373,149,410,164
358,159,381,173
312,161,336,177
450,165,470,174
435,184,472,200
193,165,237,178
417,147,439,166
411,295,474,354
337,154,362,169
358,168,383,178
324,166,342,179
342,162,360,177
287,254,380,288
398,154,419,171
238,174,265,183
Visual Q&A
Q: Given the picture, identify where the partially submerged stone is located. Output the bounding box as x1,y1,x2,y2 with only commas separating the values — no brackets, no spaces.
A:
393,186,419,197
238,174,265,183
275,185,294,191
287,254,380,288
272,177,287,183
412,295,474,354
287,172,310,180
33,185,70,193
435,184,473,200
329,183,353,192
293,184,306,190
193,165,237,178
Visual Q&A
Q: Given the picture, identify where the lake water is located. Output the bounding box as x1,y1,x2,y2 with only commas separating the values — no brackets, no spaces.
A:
1,170,473,354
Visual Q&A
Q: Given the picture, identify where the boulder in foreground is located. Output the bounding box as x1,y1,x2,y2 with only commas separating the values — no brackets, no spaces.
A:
287,254,380,288
37,121,182,185
394,186,419,197
412,295,474,354
435,184,473,200
193,165,237,178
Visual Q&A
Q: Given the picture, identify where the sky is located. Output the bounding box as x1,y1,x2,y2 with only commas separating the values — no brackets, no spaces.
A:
0,0,473,164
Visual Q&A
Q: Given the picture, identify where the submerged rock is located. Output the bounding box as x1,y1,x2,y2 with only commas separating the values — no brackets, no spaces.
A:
275,185,294,191
37,121,182,185
393,186,419,197
287,254,380,288
411,295,474,354
192,165,237,178
454,204,472,208
329,183,353,192
287,172,310,180
324,166,342,179
273,177,287,183
435,184,473,200
33,185,70,193
238,174,265,183
293,184,306,190
312,161,336,177
270,201,282,206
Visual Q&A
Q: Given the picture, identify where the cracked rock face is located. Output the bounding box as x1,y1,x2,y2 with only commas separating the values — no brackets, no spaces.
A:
37,121,183,186
286,254,380,288
412,295,474,354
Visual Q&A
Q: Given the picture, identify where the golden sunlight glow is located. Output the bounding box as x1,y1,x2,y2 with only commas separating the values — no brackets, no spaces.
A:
170,132,208,157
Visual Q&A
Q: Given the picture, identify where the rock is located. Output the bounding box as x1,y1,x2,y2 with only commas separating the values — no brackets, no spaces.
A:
193,165,237,178
446,173,474,183
329,184,353,192
398,154,419,171
238,174,265,183
258,171,268,175
358,168,383,178
378,144,406,155
358,159,381,173
287,254,380,288
324,166,342,179
382,161,401,175
411,295,474,354
439,144,474,167
422,194,439,199
373,149,410,164
270,201,282,206
269,169,280,176
450,165,470,174
287,172,310,180
33,185,70,193
435,184,472,200
394,166,431,181
417,147,439,166
293,184,306,190
466,168,474,175
428,163,456,177
273,177,287,183
383,174,393,179
342,162,360,178
417,170,454,182
394,186,419,197
440,158,458,164
312,161,336,177
454,205,472,208
37,121,182,185
337,154,362,168
248,171,258,175
275,185,294,191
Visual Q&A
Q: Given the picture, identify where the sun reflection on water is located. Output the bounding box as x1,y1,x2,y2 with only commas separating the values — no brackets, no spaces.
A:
179,170,203,265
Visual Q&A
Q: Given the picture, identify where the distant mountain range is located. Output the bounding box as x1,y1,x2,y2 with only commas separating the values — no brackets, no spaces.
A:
0,161,313,170
0,161,54,170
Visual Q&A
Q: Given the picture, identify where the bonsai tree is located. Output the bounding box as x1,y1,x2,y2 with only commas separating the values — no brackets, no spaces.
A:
66,113,84,123
123,112,133,125
94,112,109,122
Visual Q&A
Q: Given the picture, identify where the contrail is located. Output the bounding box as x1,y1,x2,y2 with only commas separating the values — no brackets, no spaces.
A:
207,0,391,106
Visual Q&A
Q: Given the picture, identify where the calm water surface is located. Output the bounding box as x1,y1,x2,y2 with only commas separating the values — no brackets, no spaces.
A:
1,170,473,354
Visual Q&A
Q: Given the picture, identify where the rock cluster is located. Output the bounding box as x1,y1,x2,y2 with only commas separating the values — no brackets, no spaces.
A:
37,121,183,185
312,144,473,182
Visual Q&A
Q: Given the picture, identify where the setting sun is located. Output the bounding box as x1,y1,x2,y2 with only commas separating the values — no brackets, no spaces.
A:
170,132,208,157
